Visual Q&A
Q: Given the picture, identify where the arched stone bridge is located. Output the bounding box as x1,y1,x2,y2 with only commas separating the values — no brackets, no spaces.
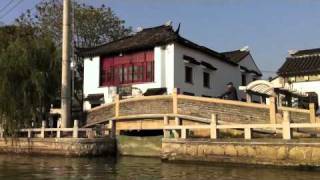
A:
85,92,315,133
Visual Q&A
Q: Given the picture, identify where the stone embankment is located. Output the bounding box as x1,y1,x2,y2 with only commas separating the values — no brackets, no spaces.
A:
0,138,116,157
162,138,320,167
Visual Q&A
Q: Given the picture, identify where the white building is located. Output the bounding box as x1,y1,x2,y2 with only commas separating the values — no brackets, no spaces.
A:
78,24,262,110
277,48,320,110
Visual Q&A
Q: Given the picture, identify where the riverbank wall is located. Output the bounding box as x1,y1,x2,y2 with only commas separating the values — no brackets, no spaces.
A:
0,137,116,157
117,135,162,157
162,138,320,167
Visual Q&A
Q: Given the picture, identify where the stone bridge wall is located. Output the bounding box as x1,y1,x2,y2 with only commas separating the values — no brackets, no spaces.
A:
119,96,173,116
86,94,314,127
177,96,270,124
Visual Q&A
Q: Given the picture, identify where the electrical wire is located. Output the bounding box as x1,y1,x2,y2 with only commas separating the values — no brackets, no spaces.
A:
0,0,15,14
0,0,24,20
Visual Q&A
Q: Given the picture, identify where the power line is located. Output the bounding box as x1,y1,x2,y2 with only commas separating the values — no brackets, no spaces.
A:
0,0,24,20
0,0,15,14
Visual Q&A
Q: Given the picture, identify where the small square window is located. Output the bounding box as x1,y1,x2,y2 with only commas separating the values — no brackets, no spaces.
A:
183,92,195,96
185,66,193,84
241,73,247,86
203,72,210,88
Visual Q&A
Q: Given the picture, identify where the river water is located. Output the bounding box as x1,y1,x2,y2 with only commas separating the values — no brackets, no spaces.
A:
0,154,320,180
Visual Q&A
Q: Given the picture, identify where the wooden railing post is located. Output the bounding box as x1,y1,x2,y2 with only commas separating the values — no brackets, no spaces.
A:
309,103,316,123
172,88,178,114
181,128,187,139
40,120,46,138
244,128,252,140
269,96,277,124
173,114,181,138
27,129,32,138
73,120,79,138
115,94,120,118
57,127,61,138
0,125,3,138
108,120,115,138
163,116,170,138
246,94,252,103
210,114,218,139
282,111,291,140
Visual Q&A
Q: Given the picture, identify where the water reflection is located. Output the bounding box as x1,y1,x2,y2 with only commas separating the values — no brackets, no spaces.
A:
0,154,319,180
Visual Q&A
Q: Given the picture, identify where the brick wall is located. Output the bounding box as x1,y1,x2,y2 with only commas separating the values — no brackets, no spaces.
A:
277,109,310,123
119,98,173,116
177,98,270,124
85,95,311,127
86,104,115,125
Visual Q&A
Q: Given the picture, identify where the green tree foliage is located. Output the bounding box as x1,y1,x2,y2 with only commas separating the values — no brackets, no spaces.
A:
15,0,131,107
0,26,60,136
16,0,132,48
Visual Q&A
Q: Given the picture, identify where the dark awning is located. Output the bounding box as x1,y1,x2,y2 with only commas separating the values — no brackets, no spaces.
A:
143,88,167,96
183,55,200,65
200,61,217,71
84,93,104,102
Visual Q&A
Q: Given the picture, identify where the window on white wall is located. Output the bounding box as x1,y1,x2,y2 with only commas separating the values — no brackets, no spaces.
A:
185,66,193,84
203,72,210,88
241,73,247,86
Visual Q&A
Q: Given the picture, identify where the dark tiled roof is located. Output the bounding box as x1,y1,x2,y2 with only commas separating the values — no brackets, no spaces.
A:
143,87,167,96
277,55,320,76
77,25,237,66
221,50,250,63
291,48,320,56
240,66,262,76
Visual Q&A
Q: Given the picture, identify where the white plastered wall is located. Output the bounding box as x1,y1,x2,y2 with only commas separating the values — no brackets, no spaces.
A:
173,43,242,97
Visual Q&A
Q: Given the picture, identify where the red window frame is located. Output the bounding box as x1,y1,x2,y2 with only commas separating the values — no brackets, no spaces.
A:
100,50,154,86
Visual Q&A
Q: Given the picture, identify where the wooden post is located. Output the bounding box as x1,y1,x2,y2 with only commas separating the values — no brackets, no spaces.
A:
40,120,46,138
309,103,316,124
60,0,72,128
173,115,181,138
246,94,252,103
163,116,170,138
73,120,79,138
181,128,187,139
172,88,178,114
115,95,120,117
244,128,252,140
27,129,32,138
57,128,61,138
282,111,291,140
108,120,116,138
0,125,3,138
175,117,181,125
269,96,277,124
210,114,218,139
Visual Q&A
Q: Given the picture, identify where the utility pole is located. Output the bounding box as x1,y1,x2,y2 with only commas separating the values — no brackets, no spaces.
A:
61,0,71,128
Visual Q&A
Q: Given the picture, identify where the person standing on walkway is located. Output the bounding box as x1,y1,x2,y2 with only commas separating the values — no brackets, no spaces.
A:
218,82,238,100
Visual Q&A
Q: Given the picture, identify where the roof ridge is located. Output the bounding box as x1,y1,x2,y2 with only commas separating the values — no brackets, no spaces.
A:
76,25,174,51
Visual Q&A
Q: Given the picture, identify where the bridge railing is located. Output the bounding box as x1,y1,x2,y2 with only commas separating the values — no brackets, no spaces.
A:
163,111,319,140
86,89,317,128
0,120,113,139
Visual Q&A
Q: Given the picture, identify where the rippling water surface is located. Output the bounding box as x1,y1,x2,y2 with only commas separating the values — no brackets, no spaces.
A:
1,154,320,180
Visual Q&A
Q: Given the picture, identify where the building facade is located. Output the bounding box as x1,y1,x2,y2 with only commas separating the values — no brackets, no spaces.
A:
277,48,320,110
78,24,262,110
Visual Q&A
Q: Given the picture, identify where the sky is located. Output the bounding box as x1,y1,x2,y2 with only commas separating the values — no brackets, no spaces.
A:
1,0,320,78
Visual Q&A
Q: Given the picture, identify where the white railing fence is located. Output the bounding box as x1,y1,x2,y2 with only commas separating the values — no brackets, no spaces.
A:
0,120,113,139
164,111,319,140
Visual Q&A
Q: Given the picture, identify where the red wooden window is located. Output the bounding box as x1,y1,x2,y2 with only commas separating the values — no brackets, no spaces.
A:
100,50,154,86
